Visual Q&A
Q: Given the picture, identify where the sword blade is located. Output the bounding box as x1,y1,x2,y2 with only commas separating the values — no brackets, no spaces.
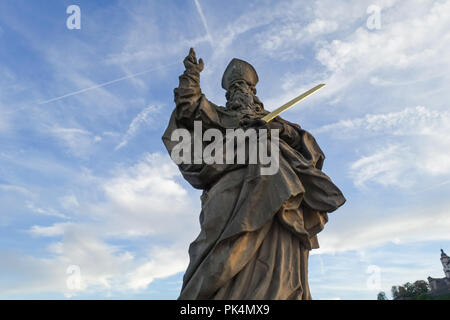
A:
261,83,326,122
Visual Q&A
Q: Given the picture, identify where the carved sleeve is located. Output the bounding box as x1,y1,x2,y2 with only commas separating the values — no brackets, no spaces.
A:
173,69,203,123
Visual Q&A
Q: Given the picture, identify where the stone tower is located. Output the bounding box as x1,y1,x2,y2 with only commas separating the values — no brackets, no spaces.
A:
428,249,450,296
441,249,450,278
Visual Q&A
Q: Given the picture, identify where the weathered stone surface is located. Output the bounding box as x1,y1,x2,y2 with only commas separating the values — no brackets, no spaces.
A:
162,48,346,300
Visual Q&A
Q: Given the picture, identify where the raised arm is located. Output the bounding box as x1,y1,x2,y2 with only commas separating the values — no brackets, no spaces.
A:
174,48,205,122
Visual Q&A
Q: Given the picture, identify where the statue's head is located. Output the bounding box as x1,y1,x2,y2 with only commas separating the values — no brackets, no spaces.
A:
222,58,264,112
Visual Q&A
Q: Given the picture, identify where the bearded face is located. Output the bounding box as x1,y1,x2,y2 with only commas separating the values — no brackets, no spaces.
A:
225,80,262,112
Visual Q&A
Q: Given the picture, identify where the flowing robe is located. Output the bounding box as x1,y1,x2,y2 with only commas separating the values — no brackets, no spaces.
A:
162,69,346,300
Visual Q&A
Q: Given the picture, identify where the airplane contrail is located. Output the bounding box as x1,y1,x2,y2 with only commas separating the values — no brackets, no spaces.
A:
194,0,213,47
38,62,178,105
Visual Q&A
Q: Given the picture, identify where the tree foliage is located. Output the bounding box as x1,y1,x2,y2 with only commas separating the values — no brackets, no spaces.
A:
390,280,430,300
377,291,388,300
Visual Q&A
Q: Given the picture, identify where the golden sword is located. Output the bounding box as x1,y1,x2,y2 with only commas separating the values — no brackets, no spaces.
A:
261,84,326,123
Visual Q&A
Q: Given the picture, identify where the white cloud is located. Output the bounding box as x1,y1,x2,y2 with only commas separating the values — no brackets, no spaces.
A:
309,245,447,300
258,18,338,55
316,106,450,187
60,195,80,211
350,144,415,188
26,202,68,219
0,227,135,296
2,153,199,297
307,19,339,35
127,245,188,290
0,184,31,195
255,0,397,59
104,1,210,68
315,106,447,136
317,204,450,254
116,105,161,150
29,223,70,237
92,153,197,239
49,127,101,158
253,0,450,117
316,0,450,96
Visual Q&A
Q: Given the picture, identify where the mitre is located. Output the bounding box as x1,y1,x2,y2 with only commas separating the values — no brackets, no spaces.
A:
221,58,259,91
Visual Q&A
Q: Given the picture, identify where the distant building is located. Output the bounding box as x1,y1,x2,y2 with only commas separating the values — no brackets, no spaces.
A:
428,249,450,296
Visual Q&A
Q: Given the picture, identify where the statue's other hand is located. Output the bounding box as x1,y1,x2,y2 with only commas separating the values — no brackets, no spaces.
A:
240,118,285,134
239,118,267,130
183,48,204,74
266,120,284,132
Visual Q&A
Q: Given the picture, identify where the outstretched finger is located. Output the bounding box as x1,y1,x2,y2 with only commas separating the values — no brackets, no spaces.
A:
189,48,197,64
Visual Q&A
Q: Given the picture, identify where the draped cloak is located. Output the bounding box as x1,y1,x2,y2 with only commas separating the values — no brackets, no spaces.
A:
162,74,346,300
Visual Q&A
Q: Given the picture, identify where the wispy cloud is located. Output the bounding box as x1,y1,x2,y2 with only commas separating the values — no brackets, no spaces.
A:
48,127,101,159
26,202,69,219
0,184,31,195
315,0,450,96
314,106,448,136
350,144,414,188
2,153,199,296
115,105,161,151
193,0,213,47
318,204,450,254
315,106,450,187
38,63,178,105
127,245,188,290
28,223,71,237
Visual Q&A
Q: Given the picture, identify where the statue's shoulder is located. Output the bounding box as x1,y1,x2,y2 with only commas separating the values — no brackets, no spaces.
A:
213,104,238,118
215,104,227,112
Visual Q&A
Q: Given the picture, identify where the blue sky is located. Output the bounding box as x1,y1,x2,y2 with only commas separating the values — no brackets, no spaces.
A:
1,0,450,299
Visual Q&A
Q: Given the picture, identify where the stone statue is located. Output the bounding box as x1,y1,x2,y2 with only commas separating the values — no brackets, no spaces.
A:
162,48,346,300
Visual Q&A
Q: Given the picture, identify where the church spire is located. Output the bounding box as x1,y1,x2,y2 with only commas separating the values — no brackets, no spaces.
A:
441,249,450,278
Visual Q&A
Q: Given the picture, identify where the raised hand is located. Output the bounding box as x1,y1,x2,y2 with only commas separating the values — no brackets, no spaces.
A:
183,48,204,74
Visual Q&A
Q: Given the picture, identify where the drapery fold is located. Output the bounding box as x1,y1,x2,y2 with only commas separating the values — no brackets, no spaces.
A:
162,86,345,300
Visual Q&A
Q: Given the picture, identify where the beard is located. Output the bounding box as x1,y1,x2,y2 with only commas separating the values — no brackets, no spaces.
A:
226,90,261,113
